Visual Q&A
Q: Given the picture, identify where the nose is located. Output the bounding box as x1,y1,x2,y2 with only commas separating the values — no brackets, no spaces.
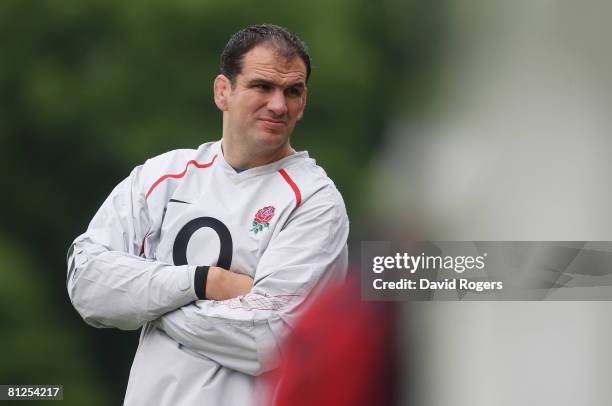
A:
267,89,288,117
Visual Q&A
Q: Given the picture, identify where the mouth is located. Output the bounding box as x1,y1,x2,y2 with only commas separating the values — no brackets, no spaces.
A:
258,118,287,129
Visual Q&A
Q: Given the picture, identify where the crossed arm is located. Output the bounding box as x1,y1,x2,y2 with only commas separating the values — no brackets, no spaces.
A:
206,266,253,300
67,167,348,375
66,167,254,328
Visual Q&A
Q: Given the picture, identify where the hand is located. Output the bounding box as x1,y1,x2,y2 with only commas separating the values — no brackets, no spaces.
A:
205,266,254,301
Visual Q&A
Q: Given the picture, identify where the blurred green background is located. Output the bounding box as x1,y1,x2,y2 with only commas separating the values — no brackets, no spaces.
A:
0,0,444,403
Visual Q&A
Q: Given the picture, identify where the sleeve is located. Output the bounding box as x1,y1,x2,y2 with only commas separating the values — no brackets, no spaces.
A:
154,186,349,376
66,165,199,331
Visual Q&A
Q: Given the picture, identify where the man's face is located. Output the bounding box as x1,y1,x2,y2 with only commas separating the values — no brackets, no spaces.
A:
216,45,307,152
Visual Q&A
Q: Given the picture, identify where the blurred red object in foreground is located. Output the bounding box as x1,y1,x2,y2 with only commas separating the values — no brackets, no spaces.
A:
268,276,398,406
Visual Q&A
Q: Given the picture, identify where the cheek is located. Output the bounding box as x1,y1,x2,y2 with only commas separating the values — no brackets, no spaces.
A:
289,101,305,120
240,95,266,114
229,98,252,119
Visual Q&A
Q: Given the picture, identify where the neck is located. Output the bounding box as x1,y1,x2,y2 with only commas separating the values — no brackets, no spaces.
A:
221,137,292,169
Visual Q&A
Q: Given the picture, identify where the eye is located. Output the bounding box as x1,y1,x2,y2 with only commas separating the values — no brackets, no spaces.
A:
286,87,303,97
254,83,272,91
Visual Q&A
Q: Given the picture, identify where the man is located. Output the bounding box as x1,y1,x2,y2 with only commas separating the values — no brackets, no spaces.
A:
67,24,349,405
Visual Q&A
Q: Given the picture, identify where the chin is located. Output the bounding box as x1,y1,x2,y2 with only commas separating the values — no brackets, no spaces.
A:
256,131,290,148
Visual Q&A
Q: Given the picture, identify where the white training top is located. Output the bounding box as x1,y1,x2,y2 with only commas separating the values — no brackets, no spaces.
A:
66,140,349,406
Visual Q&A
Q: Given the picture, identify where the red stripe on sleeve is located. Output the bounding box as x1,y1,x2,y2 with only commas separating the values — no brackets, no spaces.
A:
278,168,302,209
145,155,217,199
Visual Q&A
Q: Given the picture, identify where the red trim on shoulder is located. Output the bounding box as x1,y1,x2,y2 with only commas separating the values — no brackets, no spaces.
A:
145,155,217,199
278,168,302,209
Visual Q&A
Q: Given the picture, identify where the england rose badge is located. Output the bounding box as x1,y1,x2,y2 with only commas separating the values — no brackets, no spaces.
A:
250,206,275,234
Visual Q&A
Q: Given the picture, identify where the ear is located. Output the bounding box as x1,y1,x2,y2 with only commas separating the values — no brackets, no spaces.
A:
213,74,231,111
297,86,308,121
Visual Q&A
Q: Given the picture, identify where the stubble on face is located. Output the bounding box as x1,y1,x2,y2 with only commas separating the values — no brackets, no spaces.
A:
221,44,307,168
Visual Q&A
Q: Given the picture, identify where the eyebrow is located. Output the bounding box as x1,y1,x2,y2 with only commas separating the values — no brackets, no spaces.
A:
247,78,305,89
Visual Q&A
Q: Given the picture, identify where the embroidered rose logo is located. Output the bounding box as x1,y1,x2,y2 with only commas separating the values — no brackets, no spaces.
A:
251,206,275,234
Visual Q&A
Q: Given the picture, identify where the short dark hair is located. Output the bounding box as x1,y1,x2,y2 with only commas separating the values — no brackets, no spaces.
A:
220,24,311,85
